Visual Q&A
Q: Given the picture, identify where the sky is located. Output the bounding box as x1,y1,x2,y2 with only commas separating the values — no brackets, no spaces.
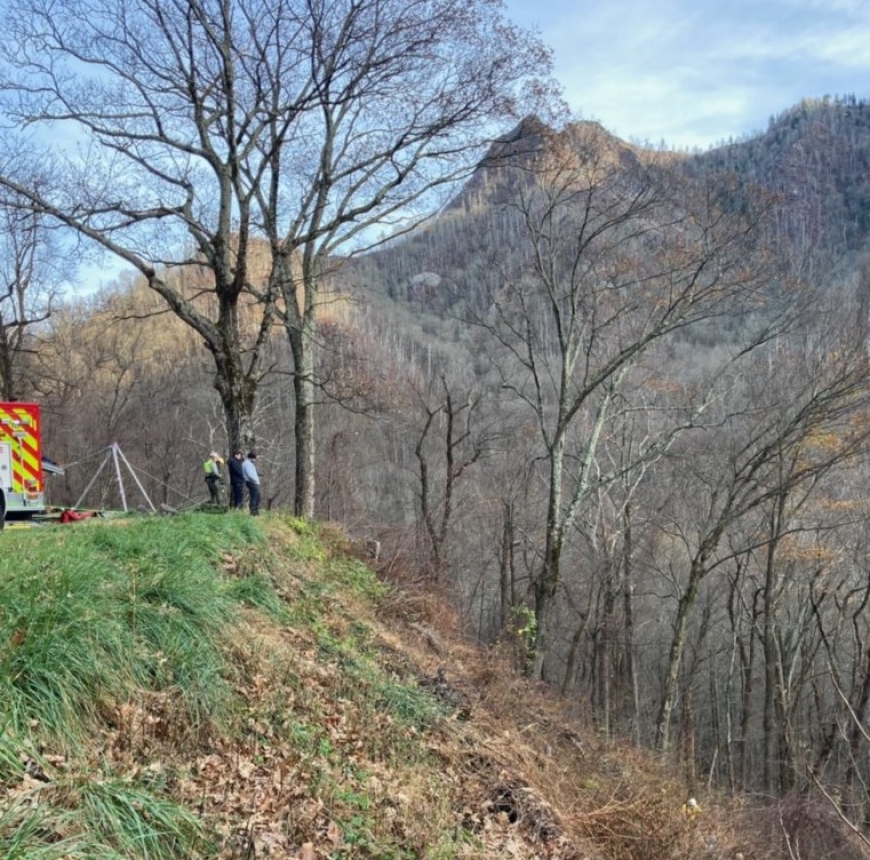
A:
503,0,870,151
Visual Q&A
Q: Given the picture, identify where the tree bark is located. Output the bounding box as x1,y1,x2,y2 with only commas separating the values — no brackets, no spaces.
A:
657,553,709,751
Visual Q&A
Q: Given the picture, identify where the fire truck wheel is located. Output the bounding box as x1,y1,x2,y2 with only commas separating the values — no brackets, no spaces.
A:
0,490,5,530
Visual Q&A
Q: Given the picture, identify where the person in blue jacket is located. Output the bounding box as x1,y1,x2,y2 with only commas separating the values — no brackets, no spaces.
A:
242,451,261,516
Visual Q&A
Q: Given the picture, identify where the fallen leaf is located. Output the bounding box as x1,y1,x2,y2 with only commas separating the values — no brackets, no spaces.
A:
327,819,342,846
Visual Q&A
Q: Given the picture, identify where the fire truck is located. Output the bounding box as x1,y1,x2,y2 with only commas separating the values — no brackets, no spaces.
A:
0,401,48,529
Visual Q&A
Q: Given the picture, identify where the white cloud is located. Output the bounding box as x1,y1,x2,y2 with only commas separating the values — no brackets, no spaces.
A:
505,0,870,148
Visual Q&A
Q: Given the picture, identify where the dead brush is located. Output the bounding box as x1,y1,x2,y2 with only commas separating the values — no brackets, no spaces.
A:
573,789,697,860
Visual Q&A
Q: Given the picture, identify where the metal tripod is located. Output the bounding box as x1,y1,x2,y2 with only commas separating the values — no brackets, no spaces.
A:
74,442,157,513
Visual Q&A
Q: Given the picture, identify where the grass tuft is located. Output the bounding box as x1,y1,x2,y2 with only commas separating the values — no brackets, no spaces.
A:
72,776,207,858
0,515,267,749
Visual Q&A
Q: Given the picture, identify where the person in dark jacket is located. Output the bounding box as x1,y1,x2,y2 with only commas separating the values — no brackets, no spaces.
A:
227,449,245,509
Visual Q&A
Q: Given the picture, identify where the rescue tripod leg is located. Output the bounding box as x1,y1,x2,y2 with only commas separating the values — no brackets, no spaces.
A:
74,443,156,513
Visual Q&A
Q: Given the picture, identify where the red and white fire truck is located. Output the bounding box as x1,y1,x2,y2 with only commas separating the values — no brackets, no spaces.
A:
0,401,49,529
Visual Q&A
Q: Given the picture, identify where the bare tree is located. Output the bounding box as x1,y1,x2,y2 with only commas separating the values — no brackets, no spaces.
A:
247,0,556,517
412,373,492,578
0,180,66,400
0,0,321,451
473,121,775,680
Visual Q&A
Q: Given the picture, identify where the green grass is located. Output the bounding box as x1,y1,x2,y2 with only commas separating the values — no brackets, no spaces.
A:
73,777,207,858
0,775,207,860
0,513,462,859
0,515,267,750
0,514,274,858
0,726,24,787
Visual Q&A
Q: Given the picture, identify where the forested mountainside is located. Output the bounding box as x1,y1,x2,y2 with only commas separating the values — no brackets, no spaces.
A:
346,117,677,318
7,95,870,855
352,97,870,321
698,96,870,260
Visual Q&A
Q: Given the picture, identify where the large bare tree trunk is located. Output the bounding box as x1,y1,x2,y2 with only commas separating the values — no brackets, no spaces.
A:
530,441,566,680
657,554,708,751
294,371,316,519
211,300,258,452
622,501,640,744
290,313,317,520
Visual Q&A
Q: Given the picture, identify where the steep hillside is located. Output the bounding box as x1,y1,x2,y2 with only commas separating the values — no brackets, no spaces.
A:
696,96,870,258
346,117,685,319
2,514,852,859
441,116,676,215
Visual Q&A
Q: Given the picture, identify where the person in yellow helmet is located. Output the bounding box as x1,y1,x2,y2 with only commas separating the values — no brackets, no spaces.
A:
203,451,225,505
